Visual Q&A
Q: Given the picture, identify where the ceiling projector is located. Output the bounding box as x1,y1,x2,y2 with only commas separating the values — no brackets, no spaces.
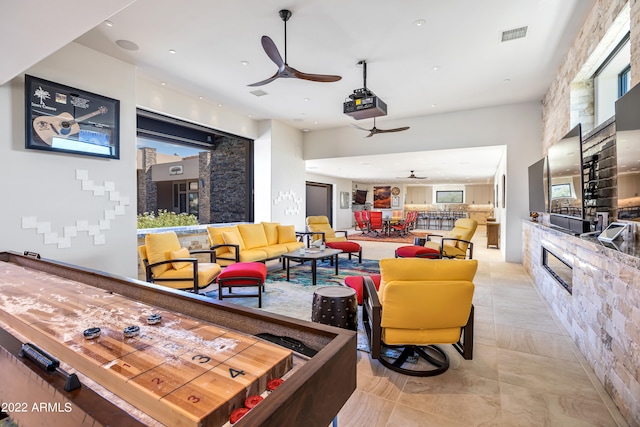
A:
343,88,388,120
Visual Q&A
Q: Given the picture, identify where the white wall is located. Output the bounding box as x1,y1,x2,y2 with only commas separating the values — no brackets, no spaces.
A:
305,173,354,230
269,121,306,230
0,43,138,277
136,77,257,140
304,102,542,262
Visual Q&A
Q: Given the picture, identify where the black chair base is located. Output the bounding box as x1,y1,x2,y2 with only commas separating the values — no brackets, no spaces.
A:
378,344,450,376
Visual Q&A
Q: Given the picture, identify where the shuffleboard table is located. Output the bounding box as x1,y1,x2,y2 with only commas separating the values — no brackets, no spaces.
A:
0,251,356,427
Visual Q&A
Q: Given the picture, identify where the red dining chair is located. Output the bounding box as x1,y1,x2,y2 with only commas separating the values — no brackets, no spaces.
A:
369,211,384,236
354,211,370,234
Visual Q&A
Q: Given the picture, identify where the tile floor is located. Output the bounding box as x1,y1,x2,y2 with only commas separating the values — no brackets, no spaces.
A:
333,225,629,427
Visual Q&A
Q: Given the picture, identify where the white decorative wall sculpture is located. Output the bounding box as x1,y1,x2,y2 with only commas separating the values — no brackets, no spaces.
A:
273,189,303,215
21,169,130,248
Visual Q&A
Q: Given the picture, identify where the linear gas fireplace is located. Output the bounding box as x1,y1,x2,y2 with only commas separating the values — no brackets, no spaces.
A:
542,248,573,294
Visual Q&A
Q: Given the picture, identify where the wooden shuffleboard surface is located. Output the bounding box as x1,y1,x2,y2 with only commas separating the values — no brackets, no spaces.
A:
0,262,293,427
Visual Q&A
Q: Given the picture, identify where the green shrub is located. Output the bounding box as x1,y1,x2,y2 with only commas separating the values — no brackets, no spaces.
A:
137,210,199,229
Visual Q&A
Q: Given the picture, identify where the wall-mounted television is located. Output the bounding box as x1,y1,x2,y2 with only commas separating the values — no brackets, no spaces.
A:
25,75,120,159
614,82,640,221
527,157,548,213
548,124,590,233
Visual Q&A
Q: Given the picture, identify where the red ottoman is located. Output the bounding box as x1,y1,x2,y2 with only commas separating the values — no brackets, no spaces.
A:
344,274,381,305
217,262,267,307
395,246,441,259
326,241,362,263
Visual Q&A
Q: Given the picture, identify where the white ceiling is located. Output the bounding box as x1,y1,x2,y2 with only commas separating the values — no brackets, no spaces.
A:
3,1,597,184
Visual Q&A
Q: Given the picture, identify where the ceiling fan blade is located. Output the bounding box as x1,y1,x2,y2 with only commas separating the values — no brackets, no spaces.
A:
376,126,410,133
350,123,370,131
247,71,281,87
260,36,285,70
291,68,342,82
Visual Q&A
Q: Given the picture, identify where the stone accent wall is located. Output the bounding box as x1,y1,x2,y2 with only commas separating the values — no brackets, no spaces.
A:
523,221,640,425
542,0,630,152
210,136,250,223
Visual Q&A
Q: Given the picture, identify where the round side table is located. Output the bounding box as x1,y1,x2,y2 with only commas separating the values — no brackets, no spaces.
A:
311,286,358,331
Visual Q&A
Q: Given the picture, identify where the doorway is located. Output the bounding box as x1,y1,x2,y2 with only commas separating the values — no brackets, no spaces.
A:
306,182,332,223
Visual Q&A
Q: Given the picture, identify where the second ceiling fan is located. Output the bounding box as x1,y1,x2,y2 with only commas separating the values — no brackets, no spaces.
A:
248,10,342,86
350,60,410,137
351,117,410,138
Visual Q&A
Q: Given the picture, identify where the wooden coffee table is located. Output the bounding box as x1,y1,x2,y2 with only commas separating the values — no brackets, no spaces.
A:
281,248,342,286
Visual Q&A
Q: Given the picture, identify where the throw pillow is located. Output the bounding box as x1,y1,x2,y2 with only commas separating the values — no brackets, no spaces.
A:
222,231,242,258
145,232,181,275
170,247,191,270
277,225,297,243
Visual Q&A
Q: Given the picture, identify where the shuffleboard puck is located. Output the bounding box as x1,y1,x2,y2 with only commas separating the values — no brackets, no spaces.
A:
229,407,249,425
267,378,284,391
244,395,263,409
123,325,140,338
83,327,101,340
147,313,162,325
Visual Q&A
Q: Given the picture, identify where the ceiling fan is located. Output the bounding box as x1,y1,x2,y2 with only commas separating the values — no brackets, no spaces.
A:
349,60,409,136
351,117,410,138
397,170,427,179
248,9,342,87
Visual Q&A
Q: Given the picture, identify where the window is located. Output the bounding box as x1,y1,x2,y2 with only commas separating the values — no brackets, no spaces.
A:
436,191,463,204
593,34,630,125
618,64,630,97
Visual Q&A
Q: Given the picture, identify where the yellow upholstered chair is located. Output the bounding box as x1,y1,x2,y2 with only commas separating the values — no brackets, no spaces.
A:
138,231,221,293
423,218,478,259
362,258,477,376
306,216,348,243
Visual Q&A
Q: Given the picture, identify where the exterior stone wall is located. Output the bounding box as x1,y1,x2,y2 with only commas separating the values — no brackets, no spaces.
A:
210,136,250,223
523,221,640,425
137,147,157,214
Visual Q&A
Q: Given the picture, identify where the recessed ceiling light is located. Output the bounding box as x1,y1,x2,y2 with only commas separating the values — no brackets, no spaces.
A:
217,103,223,107
240,60,249,66
414,19,426,27
503,78,511,82
169,49,176,54
304,98,310,102
248,114,252,117
199,96,203,100
302,128,310,132
160,82,166,86
314,121,318,124
104,20,113,27
431,104,437,107
115,39,139,51
432,66,440,71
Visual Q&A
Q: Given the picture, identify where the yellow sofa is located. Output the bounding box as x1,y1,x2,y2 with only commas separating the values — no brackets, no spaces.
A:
207,222,304,266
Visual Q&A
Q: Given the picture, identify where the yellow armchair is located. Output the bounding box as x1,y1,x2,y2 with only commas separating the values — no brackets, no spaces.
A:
424,218,478,259
363,258,477,376
306,216,348,243
138,231,221,293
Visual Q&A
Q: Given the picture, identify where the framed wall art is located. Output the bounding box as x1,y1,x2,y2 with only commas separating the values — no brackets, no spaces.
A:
25,75,120,159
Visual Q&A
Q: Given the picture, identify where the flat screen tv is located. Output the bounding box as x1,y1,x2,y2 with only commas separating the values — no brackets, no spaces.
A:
548,124,590,233
25,75,120,159
527,157,548,213
615,82,640,221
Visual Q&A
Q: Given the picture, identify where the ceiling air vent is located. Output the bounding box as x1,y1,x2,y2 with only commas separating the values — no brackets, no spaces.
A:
501,26,528,42
250,89,268,97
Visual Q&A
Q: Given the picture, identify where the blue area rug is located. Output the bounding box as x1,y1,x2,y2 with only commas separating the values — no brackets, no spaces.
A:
267,257,380,287
203,258,378,352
